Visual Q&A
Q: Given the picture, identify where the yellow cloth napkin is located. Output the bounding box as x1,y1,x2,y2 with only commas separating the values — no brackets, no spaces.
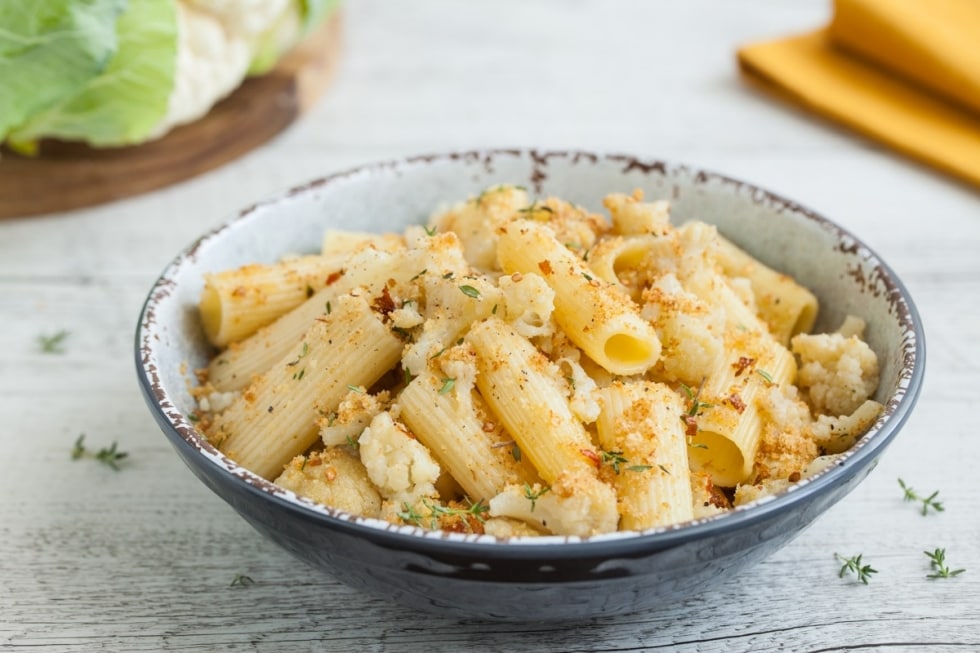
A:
737,0,980,188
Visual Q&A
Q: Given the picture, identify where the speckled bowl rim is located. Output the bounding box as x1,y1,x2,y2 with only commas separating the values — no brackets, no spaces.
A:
136,148,925,559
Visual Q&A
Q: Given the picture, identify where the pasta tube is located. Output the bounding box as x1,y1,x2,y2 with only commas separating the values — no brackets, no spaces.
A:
496,221,661,376
398,369,536,502
713,233,819,344
208,294,403,479
207,247,416,391
199,254,346,347
595,381,694,529
687,336,797,487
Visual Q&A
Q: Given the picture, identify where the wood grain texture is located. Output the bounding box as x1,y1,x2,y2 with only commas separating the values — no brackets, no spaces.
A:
1,1,979,651
0,12,342,220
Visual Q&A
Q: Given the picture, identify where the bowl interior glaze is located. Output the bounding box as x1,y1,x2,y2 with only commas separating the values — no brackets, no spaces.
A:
136,150,924,620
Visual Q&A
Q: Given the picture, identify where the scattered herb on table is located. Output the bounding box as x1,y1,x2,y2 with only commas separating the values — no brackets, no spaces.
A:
835,553,877,585
924,548,965,579
38,329,70,354
898,478,944,515
230,574,255,587
71,434,128,470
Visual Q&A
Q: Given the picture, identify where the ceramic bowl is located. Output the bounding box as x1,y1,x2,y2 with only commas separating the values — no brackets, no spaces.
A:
135,150,924,621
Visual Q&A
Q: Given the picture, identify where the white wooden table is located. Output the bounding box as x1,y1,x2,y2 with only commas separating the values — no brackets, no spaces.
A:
3,1,978,650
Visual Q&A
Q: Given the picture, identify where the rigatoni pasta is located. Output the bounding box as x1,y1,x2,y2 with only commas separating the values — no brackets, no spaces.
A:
192,185,884,537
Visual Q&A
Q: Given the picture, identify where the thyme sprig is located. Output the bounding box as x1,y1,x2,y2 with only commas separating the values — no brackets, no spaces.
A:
898,478,945,515
680,378,713,436
835,553,877,585
522,483,551,512
38,329,70,354
230,574,255,587
924,548,965,579
71,434,128,471
600,450,652,474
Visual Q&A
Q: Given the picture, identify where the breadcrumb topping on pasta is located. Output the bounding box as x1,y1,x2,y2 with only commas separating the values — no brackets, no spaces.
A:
194,187,884,537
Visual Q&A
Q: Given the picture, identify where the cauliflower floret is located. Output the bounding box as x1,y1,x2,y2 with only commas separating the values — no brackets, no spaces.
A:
752,384,818,483
734,451,846,507
792,331,879,416
483,517,545,538
319,389,390,447
603,189,671,236
499,272,556,339
275,448,382,518
733,478,791,507
641,273,724,386
555,348,601,423
358,412,440,507
428,185,530,271
488,472,618,537
197,389,239,413
807,399,883,454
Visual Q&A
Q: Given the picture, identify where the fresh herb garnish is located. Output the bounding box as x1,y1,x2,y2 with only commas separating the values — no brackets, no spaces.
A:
835,553,877,585
601,450,629,474
38,329,70,354
286,342,309,366
71,434,128,471
522,483,551,512
924,548,965,579
459,285,481,299
898,478,945,515
230,574,255,587
680,378,712,436
756,369,774,384
438,378,455,394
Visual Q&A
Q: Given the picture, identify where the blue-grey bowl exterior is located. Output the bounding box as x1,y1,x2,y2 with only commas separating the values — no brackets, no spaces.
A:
136,150,925,621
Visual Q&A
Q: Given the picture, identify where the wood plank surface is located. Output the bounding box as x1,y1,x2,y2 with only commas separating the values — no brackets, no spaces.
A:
1,1,978,651
0,13,342,219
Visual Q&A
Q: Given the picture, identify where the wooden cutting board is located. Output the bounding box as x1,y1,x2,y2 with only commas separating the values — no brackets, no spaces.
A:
0,13,342,220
